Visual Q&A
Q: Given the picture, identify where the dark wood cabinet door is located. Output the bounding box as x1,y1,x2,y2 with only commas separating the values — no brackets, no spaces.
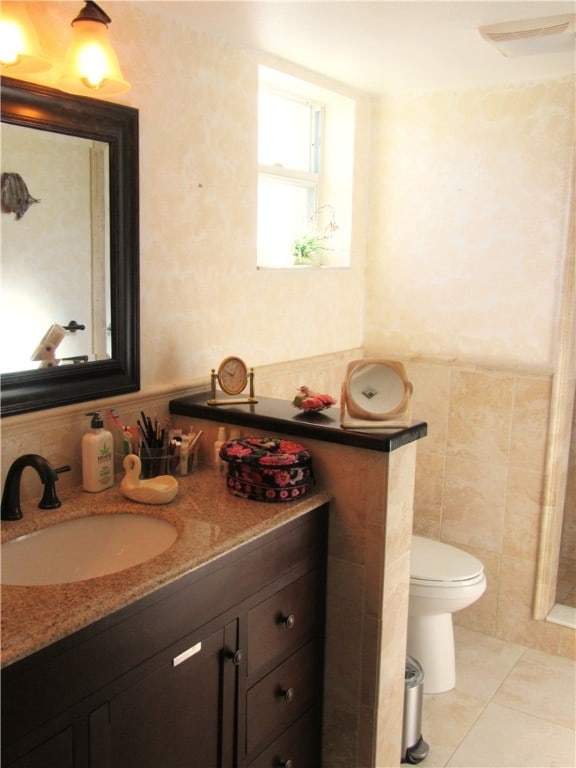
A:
90,620,238,768
7,728,75,768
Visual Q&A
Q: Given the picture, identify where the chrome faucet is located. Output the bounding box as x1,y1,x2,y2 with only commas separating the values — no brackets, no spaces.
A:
1,454,71,521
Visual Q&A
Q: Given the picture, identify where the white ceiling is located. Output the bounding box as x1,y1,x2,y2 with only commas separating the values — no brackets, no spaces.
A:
157,0,576,93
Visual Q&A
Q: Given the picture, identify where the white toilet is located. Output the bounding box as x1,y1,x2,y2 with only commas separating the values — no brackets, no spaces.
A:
407,535,486,694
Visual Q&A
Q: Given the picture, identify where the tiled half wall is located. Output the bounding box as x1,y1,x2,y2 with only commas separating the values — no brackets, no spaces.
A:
393,355,575,661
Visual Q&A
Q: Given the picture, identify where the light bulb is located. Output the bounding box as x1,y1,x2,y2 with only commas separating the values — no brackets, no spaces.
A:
58,3,129,97
0,20,25,65
77,42,107,88
0,3,51,75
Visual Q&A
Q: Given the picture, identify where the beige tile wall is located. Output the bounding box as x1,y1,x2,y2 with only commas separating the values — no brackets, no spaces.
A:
397,355,575,660
1,350,363,504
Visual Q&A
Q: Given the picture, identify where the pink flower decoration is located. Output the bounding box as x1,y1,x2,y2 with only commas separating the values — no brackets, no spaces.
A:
226,443,253,458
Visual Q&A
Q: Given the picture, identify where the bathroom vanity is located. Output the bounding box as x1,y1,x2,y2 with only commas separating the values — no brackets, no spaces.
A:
1,472,330,768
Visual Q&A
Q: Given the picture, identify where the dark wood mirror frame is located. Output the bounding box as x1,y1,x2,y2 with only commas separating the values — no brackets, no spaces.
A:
1,76,139,417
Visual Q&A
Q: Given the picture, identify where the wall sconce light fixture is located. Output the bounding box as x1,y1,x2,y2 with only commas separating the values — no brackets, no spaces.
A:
58,1,130,96
0,2,51,75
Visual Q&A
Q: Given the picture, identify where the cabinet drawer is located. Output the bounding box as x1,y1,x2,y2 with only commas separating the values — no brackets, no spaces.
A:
249,707,321,768
246,641,320,757
248,570,321,680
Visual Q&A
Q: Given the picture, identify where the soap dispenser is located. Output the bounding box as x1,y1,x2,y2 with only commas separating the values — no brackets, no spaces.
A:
82,411,114,492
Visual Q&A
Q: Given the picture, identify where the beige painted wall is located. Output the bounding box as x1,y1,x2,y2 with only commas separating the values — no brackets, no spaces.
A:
365,79,574,368
16,1,371,391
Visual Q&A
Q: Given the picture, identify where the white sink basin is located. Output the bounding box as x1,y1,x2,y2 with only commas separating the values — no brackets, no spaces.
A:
1,514,178,586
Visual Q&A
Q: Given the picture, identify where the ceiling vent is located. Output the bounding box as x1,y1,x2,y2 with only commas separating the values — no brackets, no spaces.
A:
479,14,575,57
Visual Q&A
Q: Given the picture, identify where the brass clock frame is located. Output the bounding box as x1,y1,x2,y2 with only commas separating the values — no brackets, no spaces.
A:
208,356,257,406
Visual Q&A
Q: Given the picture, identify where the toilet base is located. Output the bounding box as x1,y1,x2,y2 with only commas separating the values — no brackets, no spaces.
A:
407,612,455,694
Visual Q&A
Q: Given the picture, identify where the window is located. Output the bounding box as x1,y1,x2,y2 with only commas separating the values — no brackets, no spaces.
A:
257,66,355,269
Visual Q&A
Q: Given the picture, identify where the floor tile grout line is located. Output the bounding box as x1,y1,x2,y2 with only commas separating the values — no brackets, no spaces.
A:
435,663,508,768
487,698,576,734
489,647,576,731
438,641,534,767
485,646,529,707
440,696,491,768
440,643,576,767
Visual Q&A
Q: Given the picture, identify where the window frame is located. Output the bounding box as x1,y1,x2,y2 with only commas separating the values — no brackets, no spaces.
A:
257,66,354,271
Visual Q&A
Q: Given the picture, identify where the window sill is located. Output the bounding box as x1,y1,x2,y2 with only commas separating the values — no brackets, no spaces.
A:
256,264,352,271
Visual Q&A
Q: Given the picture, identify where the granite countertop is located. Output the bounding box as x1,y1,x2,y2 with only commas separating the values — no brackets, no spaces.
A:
1,468,332,668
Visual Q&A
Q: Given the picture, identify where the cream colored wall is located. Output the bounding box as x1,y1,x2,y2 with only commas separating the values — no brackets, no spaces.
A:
365,79,574,368
363,75,575,661
2,0,370,496
19,1,370,390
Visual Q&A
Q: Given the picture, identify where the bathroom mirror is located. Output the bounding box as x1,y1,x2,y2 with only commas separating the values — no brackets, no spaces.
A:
340,359,413,428
0,76,139,417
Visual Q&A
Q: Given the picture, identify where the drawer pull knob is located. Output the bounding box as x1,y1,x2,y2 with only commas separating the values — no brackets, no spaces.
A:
281,613,296,629
281,687,295,703
228,649,244,666
278,760,294,768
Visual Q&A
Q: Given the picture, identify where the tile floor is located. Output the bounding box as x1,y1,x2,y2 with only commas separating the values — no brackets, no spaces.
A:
419,627,576,768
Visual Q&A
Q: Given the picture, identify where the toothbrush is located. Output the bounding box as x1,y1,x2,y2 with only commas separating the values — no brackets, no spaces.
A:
109,408,125,431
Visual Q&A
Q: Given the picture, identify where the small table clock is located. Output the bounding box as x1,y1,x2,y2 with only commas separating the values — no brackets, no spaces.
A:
208,356,257,405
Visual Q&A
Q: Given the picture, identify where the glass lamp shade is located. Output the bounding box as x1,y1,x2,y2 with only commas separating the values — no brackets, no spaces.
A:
0,2,51,75
59,17,130,96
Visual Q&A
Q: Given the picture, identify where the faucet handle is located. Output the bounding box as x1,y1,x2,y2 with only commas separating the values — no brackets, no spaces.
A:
38,464,71,510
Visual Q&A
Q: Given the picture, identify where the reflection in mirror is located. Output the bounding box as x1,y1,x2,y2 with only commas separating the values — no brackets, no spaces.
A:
340,359,413,429
0,76,139,417
349,362,406,415
1,124,110,373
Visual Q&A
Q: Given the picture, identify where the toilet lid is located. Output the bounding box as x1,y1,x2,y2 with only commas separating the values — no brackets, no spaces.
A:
411,535,484,583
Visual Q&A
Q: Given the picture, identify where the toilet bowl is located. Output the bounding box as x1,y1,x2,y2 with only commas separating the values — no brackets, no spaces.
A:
407,535,486,694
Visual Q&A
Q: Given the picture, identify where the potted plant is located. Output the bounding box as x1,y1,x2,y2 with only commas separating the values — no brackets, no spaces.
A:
292,233,330,265
292,204,339,266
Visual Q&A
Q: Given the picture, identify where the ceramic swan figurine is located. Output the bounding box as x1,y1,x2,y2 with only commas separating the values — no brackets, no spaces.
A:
120,454,178,505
